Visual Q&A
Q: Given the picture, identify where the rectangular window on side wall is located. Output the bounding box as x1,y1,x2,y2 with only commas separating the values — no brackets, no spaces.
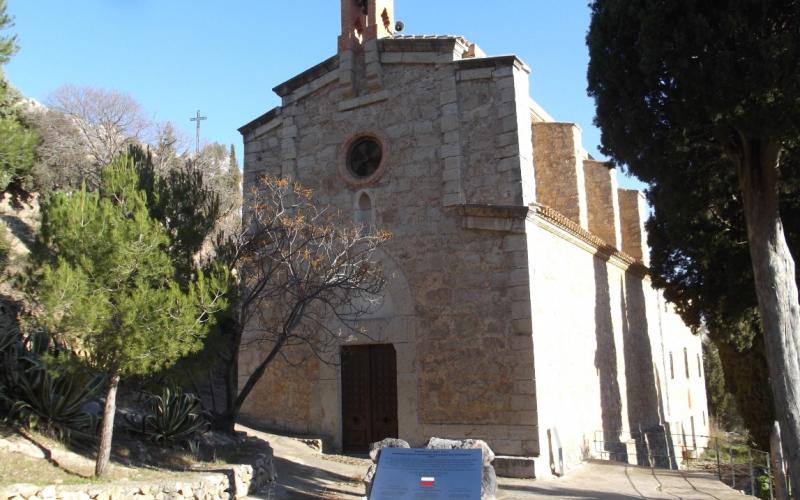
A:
670,352,675,379
684,347,690,378
697,353,702,378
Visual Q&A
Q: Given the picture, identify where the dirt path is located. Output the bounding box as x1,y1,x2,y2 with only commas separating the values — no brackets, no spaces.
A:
238,425,756,499
237,425,368,499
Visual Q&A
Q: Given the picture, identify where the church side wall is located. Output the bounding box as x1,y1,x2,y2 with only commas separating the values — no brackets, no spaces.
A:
240,53,539,455
527,219,629,475
658,302,710,454
528,217,708,476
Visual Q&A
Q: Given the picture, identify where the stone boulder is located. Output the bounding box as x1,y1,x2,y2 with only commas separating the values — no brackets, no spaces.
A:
424,437,496,466
369,437,411,462
481,465,498,500
364,438,410,497
425,437,497,500
363,463,378,498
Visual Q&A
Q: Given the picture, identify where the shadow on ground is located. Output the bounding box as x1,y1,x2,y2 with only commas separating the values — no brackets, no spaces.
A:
264,455,363,499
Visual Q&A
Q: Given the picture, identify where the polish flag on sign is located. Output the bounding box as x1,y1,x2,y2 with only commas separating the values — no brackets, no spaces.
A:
420,476,435,487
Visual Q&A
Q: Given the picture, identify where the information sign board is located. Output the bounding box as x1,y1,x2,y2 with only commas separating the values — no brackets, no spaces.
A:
370,448,481,499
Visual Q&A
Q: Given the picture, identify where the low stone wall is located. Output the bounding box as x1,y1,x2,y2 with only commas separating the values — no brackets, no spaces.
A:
3,473,230,500
1,449,275,500
228,450,276,497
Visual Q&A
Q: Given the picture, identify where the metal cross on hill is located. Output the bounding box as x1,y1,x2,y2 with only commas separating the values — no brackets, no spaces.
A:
190,110,207,156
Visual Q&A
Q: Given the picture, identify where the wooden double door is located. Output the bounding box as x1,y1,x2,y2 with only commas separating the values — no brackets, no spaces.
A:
341,344,399,452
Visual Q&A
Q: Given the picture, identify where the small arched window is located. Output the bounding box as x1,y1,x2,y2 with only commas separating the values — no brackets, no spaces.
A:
355,191,374,232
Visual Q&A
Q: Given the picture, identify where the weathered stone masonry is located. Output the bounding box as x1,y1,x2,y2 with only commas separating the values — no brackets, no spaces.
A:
238,0,709,478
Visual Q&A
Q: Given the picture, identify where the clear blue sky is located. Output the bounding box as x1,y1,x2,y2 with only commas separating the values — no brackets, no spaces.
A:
4,0,643,190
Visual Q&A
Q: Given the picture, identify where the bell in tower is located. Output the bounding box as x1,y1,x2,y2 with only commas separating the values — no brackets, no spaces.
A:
338,0,395,53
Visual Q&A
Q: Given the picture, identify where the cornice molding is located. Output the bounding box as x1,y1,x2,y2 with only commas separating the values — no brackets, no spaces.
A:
527,203,648,276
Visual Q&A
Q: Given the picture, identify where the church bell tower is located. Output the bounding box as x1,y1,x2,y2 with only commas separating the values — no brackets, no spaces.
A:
339,0,395,53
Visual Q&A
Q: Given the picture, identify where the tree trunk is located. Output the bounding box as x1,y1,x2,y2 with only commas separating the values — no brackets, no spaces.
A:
212,320,242,433
233,334,287,414
736,135,800,496
95,373,120,477
771,421,789,500
233,301,309,415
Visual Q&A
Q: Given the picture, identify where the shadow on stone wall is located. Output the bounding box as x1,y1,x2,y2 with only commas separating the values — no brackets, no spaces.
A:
649,370,678,469
621,272,662,466
593,254,625,461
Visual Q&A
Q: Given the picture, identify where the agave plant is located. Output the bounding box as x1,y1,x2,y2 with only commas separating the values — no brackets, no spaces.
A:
7,366,103,442
0,327,16,353
130,385,208,444
0,326,103,443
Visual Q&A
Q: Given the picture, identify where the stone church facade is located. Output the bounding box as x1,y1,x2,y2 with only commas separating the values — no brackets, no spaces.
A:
238,0,709,477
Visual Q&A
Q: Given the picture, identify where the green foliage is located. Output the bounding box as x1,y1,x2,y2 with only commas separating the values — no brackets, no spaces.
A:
639,147,800,449
128,145,221,280
757,474,771,500
0,1,37,197
702,341,742,430
5,360,103,443
29,153,228,476
125,385,208,444
0,0,17,65
586,0,800,448
0,114,37,192
31,154,227,379
0,227,9,272
0,325,103,443
587,0,800,171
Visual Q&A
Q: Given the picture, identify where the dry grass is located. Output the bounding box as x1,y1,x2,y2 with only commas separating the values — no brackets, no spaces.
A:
0,424,242,488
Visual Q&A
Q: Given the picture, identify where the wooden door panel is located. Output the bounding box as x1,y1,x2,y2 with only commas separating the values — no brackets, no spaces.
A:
369,344,398,443
341,345,371,452
341,344,398,452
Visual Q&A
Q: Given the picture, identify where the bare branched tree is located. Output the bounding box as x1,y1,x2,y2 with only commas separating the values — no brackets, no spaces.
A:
46,85,151,179
215,175,389,429
150,121,190,174
28,107,93,192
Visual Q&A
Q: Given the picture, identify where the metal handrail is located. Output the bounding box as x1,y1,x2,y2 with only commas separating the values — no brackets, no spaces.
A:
592,429,772,499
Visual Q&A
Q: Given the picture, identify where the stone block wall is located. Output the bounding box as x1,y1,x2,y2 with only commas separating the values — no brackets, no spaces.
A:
239,345,320,435
239,27,709,473
239,37,539,456
0,454,276,500
583,160,621,249
531,123,588,228
618,189,650,267
452,56,535,206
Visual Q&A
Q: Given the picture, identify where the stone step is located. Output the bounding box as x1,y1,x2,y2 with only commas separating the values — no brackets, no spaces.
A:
494,455,536,479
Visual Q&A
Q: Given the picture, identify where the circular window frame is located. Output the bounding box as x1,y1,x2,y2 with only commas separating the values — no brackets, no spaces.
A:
338,132,388,188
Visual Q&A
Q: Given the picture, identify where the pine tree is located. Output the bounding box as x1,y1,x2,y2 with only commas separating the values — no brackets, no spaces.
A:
0,0,16,65
0,0,37,196
32,155,226,476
